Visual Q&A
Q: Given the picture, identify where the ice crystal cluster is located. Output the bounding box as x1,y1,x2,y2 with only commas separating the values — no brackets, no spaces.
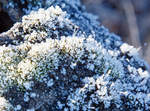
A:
11,6,77,44
0,0,150,111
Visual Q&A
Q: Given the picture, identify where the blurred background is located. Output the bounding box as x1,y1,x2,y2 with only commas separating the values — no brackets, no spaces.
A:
82,0,150,66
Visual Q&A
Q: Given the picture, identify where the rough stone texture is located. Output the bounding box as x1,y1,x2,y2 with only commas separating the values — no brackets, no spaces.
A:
0,0,149,111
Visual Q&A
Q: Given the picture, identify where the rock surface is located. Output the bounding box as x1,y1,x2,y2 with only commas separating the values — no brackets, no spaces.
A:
0,0,150,111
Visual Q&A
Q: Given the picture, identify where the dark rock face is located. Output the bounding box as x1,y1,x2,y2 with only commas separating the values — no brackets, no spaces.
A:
0,3,14,33
0,0,149,111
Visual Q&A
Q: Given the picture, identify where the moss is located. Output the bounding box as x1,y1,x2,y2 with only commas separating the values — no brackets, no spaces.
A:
0,2,149,111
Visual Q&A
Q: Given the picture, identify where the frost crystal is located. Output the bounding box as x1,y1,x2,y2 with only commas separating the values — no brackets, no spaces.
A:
0,97,13,111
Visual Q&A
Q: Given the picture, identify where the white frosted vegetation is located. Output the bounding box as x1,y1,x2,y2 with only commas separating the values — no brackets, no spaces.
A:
0,35,123,90
12,6,76,44
67,73,150,110
0,3,150,111
0,97,12,111
7,0,81,15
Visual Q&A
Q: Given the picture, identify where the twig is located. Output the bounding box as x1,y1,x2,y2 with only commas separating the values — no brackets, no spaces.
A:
121,0,142,55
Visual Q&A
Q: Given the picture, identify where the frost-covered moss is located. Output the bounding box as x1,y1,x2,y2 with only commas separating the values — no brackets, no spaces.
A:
7,0,81,14
11,6,77,44
0,97,13,111
0,1,150,111
0,36,123,91
0,35,125,110
67,75,150,110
